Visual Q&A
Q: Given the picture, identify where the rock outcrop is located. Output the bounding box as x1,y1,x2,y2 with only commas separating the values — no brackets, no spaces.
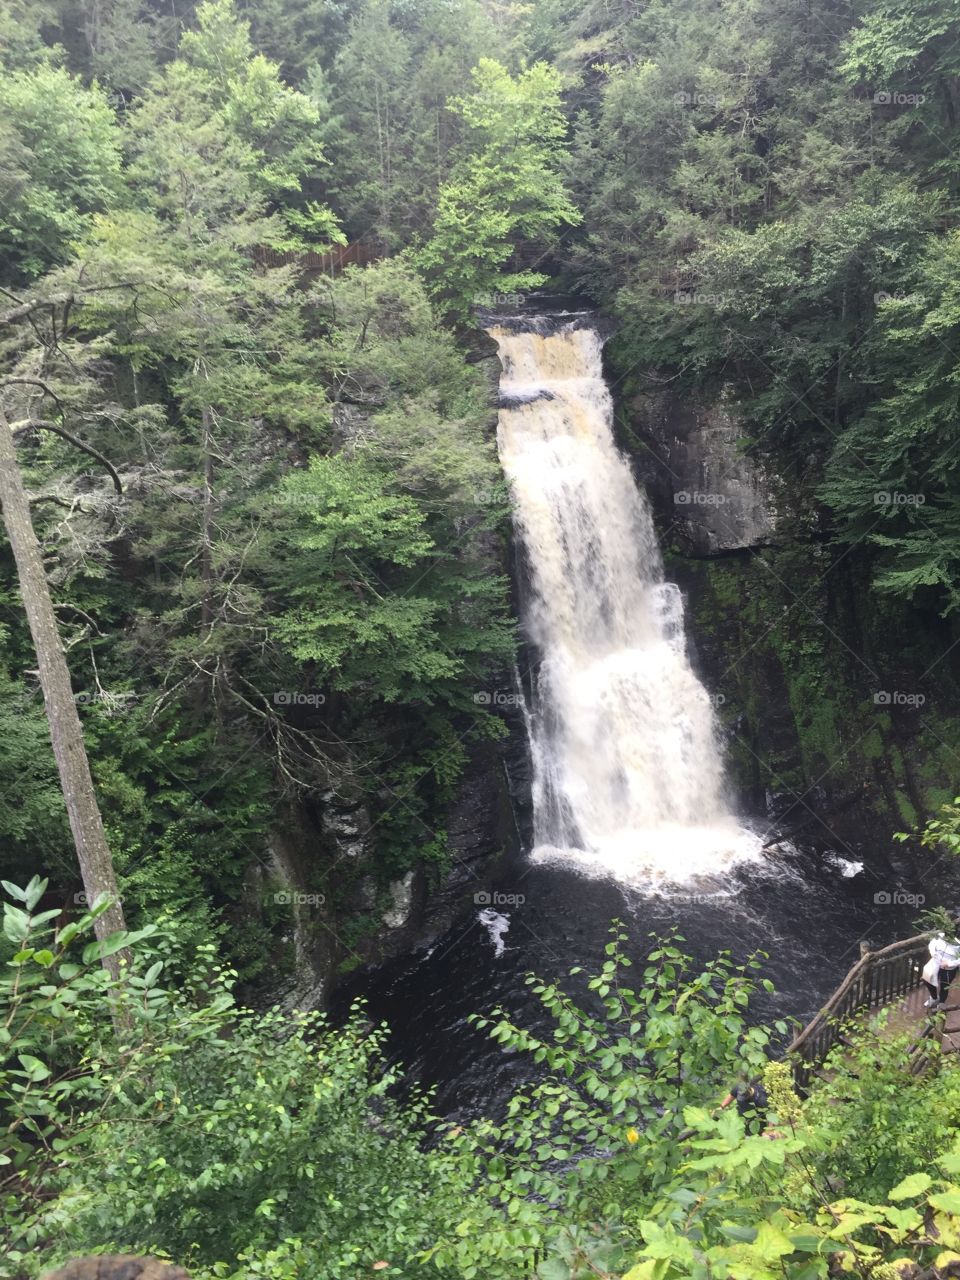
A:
625,388,778,554
41,1258,190,1280
616,376,960,868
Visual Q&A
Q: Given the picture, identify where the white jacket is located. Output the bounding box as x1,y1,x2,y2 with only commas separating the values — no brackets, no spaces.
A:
928,934,960,974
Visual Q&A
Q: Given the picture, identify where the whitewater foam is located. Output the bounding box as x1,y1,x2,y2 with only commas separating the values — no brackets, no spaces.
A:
488,321,762,886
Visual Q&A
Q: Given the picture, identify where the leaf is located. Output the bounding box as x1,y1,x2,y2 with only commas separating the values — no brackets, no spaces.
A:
3,904,30,943
622,1262,668,1280
929,1191,960,1214
883,1206,922,1233
24,878,48,911
682,1105,711,1128
752,1222,795,1261
30,909,62,927
826,1213,875,1238
888,1172,932,1200
721,1226,758,1243
18,1054,50,1082
82,930,129,964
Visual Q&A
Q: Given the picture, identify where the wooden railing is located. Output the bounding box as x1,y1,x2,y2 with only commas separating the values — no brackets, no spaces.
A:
787,933,932,1090
252,241,379,279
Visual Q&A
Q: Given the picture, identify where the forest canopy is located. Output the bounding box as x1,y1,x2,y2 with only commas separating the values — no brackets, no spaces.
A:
5,0,960,1274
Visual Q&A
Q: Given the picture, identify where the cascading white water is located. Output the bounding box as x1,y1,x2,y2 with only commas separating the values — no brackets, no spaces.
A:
489,319,760,884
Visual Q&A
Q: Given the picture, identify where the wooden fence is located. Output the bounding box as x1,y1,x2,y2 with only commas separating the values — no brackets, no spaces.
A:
251,240,379,279
787,932,932,1090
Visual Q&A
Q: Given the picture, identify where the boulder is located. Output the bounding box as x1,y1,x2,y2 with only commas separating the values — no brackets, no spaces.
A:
41,1258,190,1280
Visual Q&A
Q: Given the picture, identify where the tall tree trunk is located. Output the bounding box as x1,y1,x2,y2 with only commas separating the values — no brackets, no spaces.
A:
0,408,128,980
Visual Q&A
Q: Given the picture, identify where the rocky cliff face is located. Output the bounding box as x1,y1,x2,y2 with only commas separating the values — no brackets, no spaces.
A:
268,697,527,1011
624,387,780,555
617,376,960,887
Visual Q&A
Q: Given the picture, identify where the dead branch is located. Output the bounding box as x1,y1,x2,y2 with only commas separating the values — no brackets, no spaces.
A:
2,376,68,417
10,418,123,494
30,494,92,512
0,283,140,333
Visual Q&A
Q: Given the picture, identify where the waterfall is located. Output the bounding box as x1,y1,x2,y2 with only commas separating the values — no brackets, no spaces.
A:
488,318,760,884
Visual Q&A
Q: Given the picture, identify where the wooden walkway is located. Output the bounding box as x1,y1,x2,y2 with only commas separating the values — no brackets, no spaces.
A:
882,977,960,1053
788,933,960,1088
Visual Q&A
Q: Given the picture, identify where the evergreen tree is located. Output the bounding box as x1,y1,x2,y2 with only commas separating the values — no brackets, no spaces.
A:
0,66,123,283
418,58,581,319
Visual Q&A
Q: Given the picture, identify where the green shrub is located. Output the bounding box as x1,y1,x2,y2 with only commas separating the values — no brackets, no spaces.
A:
0,878,473,1280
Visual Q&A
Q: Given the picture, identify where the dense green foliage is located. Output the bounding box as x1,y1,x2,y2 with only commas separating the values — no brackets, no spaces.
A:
556,0,960,614
7,892,960,1280
0,0,520,976
0,880,472,1278
6,0,960,1275
0,64,122,280
417,59,581,319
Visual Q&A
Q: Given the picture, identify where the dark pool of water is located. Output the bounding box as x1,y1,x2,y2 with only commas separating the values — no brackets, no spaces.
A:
335,835,952,1122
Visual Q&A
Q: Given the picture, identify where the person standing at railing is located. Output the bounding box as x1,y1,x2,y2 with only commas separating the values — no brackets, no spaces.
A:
922,927,960,1009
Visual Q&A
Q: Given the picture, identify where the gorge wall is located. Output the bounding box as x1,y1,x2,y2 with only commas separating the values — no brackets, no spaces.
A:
272,322,960,1008
257,336,527,1007
619,379,960,878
